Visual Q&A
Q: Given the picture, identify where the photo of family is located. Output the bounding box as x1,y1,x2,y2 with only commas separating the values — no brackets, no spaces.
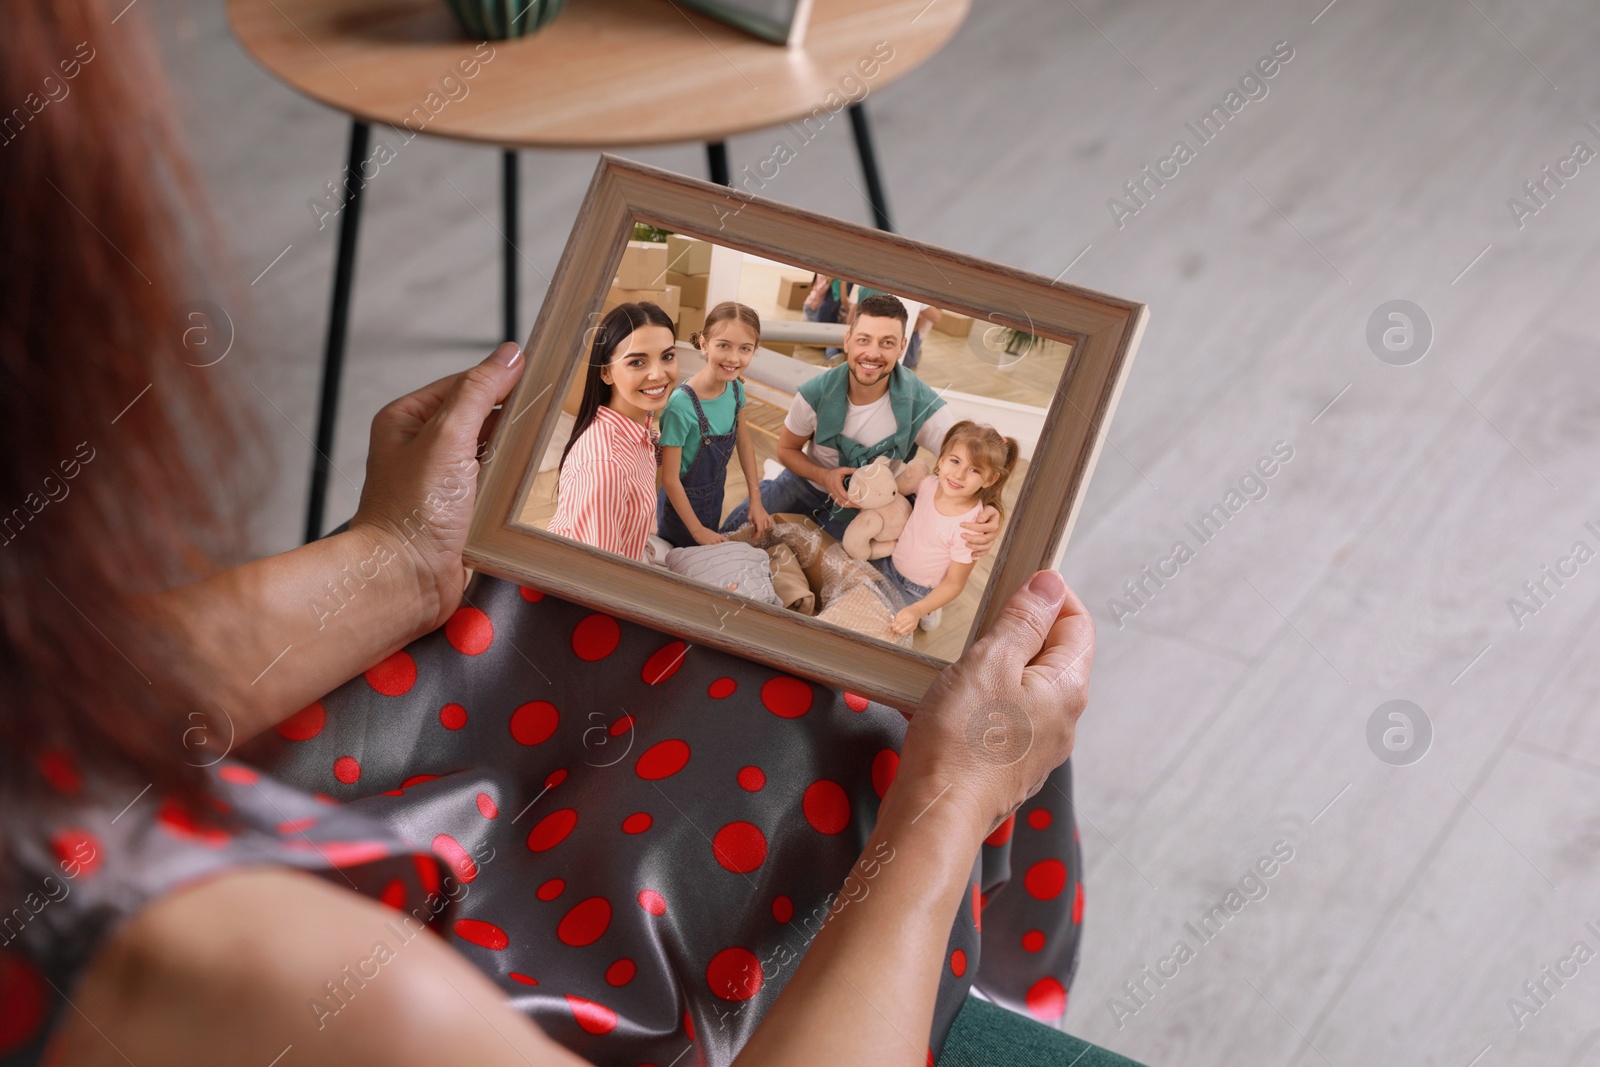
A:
515,226,1074,662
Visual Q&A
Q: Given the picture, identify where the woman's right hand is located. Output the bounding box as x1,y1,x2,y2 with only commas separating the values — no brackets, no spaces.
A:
894,570,1094,837
692,526,729,546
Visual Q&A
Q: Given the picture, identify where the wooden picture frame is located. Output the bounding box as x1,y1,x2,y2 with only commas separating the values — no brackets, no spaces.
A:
465,153,1146,709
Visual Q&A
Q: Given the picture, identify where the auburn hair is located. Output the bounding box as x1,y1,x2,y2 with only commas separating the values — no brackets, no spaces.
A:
937,421,1020,521
1,0,266,887
689,301,761,351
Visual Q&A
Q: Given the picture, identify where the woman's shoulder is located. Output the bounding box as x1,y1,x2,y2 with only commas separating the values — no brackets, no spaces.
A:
51,866,573,1065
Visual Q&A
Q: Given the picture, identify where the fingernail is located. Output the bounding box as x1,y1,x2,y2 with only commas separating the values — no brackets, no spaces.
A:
491,342,522,367
1027,570,1065,602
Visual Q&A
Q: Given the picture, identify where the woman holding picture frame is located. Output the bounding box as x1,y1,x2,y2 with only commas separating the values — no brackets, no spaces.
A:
0,3,1138,1067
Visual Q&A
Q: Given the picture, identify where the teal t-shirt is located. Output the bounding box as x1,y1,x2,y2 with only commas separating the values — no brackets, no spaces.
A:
657,382,739,477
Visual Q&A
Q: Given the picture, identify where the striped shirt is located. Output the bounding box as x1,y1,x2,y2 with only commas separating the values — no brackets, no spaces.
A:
548,405,659,561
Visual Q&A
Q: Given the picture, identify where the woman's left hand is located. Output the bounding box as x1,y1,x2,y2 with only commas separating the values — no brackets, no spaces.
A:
958,505,1002,559
349,343,525,633
750,502,774,537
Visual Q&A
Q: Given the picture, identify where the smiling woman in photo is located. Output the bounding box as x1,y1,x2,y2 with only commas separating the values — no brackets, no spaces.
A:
547,302,678,562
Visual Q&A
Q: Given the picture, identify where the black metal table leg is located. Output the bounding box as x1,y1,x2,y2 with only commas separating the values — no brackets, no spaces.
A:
848,103,893,232
707,141,731,186
503,149,519,344
304,119,370,545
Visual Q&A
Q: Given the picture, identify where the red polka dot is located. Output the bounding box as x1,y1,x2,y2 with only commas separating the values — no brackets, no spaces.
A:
572,613,621,661
638,889,667,915
365,651,417,696
400,773,442,790
1022,930,1046,953
544,768,568,789
536,878,565,901
217,765,259,786
431,834,479,883
36,749,82,795
276,702,325,741
380,879,406,910
761,676,813,718
1027,808,1053,831
635,738,691,780
50,829,100,878
950,949,967,977
316,793,339,805
0,952,48,1054
332,756,361,784
298,840,393,868
509,701,559,746
519,585,545,602
985,814,1015,847
708,677,736,699
683,1011,696,1041
772,895,794,924
566,994,618,1035
445,607,494,655
414,854,441,895
558,896,612,946
1073,881,1085,924
870,750,899,799
737,766,765,792
1025,859,1067,901
972,883,982,933
510,972,540,986
712,821,767,873
476,792,499,819
642,640,689,685
1025,976,1067,1021
526,808,578,852
454,918,509,950
609,714,634,736
605,958,637,986
439,703,467,730
157,800,228,846
277,817,316,834
707,946,763,1002
622,812,653,834
802,780,850,835
843,691,869,712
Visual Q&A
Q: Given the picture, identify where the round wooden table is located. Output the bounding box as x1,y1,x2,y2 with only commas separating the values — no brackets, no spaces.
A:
228,0,968,542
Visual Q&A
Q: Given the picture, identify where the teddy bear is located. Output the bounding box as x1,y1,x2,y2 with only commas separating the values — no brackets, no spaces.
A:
839,456,930,561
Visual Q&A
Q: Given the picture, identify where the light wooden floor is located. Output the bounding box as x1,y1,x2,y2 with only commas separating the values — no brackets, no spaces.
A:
165,0,1600,1062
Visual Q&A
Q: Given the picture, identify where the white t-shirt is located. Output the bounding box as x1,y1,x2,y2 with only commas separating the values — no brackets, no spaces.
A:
784,391,957,491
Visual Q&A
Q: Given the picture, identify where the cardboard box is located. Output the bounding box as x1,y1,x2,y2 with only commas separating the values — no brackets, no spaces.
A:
933,309,976,338
676,304,707,342
617,240,668,290
778,277,811,311
665,233,712,276
604,283,681,322
667,270,710,309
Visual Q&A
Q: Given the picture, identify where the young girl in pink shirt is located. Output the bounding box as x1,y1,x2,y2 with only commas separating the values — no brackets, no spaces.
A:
880,421,1019,635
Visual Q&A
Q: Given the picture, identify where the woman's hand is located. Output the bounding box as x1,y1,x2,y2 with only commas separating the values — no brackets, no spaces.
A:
692,525,730,546
957,505,1002,559
749,501,774,537
349,343,525,634
894,570,1094,837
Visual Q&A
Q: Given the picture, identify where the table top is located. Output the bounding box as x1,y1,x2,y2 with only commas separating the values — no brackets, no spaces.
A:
227,0,969,148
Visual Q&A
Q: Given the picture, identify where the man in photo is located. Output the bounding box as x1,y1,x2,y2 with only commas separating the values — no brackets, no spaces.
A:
720,294,1000,552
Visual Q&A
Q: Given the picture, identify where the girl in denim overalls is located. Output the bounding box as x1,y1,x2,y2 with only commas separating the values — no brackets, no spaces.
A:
656,302,774,548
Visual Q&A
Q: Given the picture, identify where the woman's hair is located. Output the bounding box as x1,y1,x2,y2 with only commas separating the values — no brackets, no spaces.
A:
689,301,761,351
1,0,266,880
559,301,677,471
937,421,1020,521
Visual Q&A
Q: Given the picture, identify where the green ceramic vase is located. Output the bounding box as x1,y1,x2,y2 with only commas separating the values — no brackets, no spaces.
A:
443,0,566,39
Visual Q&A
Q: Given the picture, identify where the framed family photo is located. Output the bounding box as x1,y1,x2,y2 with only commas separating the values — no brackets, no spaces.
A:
465,154,1146,709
